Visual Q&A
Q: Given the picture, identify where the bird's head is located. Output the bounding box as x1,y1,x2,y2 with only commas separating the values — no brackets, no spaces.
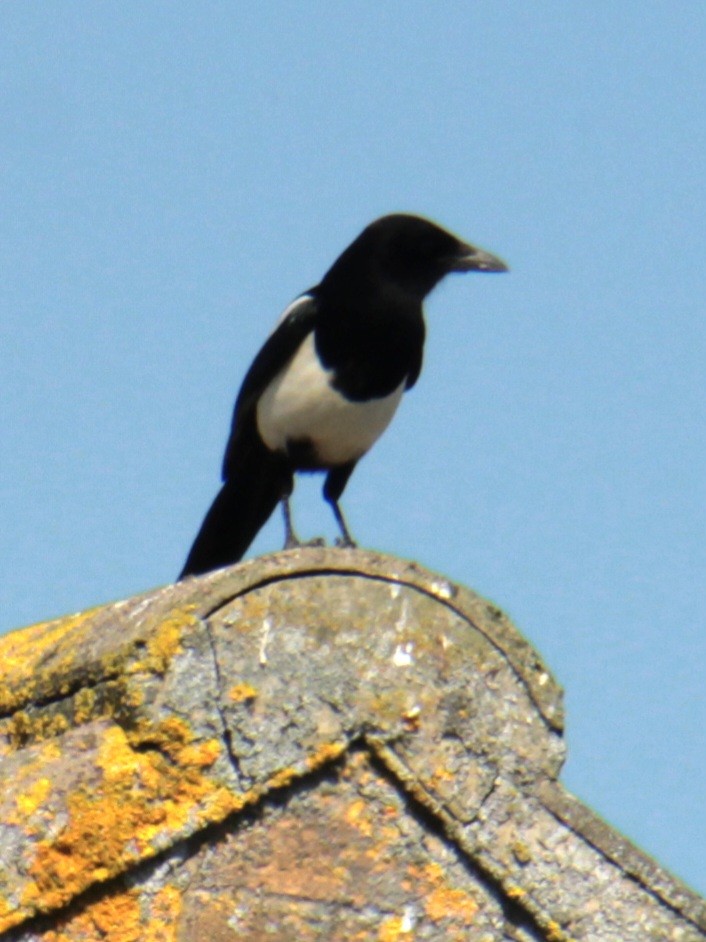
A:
324,213,508,300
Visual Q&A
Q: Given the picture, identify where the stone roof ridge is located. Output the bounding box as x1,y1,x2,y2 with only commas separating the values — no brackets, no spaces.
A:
0,547,703,941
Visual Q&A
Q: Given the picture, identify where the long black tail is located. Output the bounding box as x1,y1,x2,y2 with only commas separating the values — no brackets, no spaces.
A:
179,447,291,579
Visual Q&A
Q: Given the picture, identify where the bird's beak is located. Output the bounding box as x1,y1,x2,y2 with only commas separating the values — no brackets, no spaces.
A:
451,242,508,273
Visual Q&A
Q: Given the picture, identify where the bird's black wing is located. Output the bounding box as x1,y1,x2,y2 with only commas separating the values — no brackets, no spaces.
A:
404,318,426,391
222,292,319,479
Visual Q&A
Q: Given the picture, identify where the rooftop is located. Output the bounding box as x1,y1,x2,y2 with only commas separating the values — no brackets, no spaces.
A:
1,549,704,940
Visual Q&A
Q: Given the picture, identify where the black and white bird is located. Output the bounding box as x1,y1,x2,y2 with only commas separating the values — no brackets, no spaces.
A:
179,213,507,578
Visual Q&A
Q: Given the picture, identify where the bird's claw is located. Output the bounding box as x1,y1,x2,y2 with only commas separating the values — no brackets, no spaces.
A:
334,536,357,549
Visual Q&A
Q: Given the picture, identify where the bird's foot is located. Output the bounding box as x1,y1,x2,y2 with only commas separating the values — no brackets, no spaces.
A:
334,535,357,549
282,496,327,551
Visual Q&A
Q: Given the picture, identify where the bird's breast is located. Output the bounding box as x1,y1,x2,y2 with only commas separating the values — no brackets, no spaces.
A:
256,333,405,467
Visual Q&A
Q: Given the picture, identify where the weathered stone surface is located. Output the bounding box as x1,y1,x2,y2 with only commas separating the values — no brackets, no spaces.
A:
0,548,703,941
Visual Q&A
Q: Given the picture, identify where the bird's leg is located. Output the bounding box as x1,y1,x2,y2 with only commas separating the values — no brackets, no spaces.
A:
281,495,325,550
323,462,358,548
281,495,301,549
330,500,357,548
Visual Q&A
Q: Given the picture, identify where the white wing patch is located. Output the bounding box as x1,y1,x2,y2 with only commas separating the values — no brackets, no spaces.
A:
256,332,405,466
272,293,313,331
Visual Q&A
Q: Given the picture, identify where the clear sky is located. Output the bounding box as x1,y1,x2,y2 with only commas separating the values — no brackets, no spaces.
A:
1,2,704,896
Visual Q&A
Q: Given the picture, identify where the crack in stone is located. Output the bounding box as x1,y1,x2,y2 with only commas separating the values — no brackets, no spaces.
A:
201,619,245,789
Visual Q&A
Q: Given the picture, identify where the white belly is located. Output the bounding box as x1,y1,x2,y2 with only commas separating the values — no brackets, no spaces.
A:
256,333,405,466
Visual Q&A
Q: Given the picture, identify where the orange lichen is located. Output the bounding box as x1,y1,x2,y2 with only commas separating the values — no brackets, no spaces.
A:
14,723,240,927
0,609,103,713
228,682,258,702
36,881,182,942
15,777,52,817
263,740,347,793
512,840,532,864
0,602,199,724
305,739,347,770
2,739,66,839
244,739,349,806
401,863,478,927
130,715,193,760
425,885,478,925
177,738,221,769
268,766,298,790
378,914,413,940
430,765,454,784
546,921,576,942
421,861,444,882
401,705,421,731
51,889,142,942
344,798,374,837
135,609,195,675
122,716,220,771
6,709,72,749
148,885,183,939
0,898,14,930
73,688,97,725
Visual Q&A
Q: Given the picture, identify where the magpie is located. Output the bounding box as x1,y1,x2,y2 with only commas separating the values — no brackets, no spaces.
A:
179,213,507,579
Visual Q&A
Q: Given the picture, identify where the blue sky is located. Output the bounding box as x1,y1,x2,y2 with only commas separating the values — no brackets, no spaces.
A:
1,3,704,895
